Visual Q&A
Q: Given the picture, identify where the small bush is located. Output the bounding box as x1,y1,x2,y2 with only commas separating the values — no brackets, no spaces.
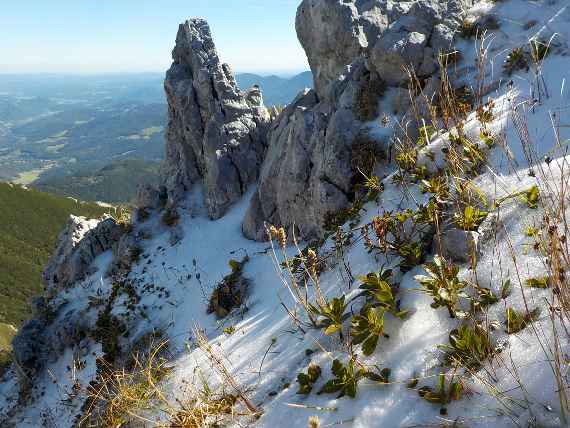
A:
454,205,488,231
309,296,350,336
207,257,250,318
418,373,463,416
318,358,363,398
503,47,528,75
161,206,180,227
415,256,467,318
297,363,322,394
439,323,494,369
506,307,540,334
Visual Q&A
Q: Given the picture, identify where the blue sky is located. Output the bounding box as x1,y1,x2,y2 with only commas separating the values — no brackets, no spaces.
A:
0,0,309,75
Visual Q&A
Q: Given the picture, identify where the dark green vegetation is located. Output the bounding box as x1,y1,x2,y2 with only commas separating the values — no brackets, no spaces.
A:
0,182,108,328
34,159,161,204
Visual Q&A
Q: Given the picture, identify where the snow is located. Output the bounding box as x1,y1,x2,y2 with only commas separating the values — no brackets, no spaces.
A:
3,0,570,426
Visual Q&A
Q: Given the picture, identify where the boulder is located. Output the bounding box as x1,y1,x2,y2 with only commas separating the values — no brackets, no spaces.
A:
135,184,161,210
43,215,124,294
297,0,474,94
161,18,270,218
296,0,369,98
435,228,479,263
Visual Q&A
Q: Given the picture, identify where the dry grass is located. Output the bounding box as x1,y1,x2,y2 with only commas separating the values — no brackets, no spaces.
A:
192,326,261,419
82,339,171,427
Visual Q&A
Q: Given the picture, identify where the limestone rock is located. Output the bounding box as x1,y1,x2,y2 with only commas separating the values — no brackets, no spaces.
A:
243,61,385,240
43,215,124,294
296,0,369,98
297,0,473,95
435,228,479,263
161,18,270,218
135,184,161,210
11,319,47,379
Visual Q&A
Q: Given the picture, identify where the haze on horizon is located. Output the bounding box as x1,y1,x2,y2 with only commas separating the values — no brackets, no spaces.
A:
0,0,309,75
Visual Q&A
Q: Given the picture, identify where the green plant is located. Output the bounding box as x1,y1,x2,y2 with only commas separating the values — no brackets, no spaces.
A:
351,270,409,356
395,147,418,172
525,225,539,237
415,256,467,318
506,307,541,334
480,130,496,148
223,326,236,335
476,99,495,124
521,185,540,209
361,173,384,201
207,257,250,318
454,205,488,231
415,199,442,227
500,279,512,299
472,286,499,310
418,373,463,414
398,242,425,273
309,296,350,336
318,359,365,398
462,139,487,171
355,270,408,318
297,363,322,394
421,176,449,200
324,198,364,232
503,47,528,75
419,373,463,404
525,276,550,289
417,125,437,147
439,324,493,369
351,308,386,356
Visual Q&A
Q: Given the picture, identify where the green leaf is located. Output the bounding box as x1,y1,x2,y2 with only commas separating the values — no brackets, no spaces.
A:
319,379,343,394
324,323,342,335
500,279,512,299
331,359,344,378
525,276,549,288
362,333,380,356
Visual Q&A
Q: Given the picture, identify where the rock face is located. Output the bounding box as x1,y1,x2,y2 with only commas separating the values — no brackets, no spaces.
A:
243,0,472,240
243,61,385,240
43,215,124,295
297,0,473,97
161,18,270,218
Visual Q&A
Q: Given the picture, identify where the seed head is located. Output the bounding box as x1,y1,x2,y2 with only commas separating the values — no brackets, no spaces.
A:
308,416,321,428
278,227,287,248
269,225,279,239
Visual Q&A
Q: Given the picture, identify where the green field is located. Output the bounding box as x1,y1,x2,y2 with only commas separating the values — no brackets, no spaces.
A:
34,159,160,204
0,323,16,352
0,182,109,330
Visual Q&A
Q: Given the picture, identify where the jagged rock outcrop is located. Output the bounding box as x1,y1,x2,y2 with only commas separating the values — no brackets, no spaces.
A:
243,0,472,240
43,215,124,295
161,18,270,218
297,0,474,97
243,60,386,240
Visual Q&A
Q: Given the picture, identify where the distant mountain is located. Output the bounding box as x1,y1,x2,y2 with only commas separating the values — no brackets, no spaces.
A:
34,159,161,204
0,182,109,329
235,71,313,106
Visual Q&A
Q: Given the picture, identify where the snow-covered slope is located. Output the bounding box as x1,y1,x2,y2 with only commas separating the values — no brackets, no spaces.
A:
2,0,570,427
